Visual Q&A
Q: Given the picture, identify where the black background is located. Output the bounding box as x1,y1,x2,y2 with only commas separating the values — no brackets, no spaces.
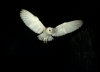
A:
3,0,99,71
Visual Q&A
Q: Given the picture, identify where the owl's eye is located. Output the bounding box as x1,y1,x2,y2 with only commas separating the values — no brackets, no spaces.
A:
49,30,51,31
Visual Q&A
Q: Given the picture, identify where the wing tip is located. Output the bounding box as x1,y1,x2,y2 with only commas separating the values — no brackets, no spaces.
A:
20,9,28,14
20,9,25,14
77,20,83,24
73,20,83,27
19,9,29,17
78,20,83,26
21,9,26,11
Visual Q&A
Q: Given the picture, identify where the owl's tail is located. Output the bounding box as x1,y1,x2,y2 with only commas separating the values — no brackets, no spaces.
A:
37,34,54,43
47,36,54,41
37,34,44,41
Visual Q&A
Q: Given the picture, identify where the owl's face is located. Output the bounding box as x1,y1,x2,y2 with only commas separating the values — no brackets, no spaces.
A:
46,27,53,34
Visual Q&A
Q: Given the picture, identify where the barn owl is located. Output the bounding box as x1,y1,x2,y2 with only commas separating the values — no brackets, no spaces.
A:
20,9,83,44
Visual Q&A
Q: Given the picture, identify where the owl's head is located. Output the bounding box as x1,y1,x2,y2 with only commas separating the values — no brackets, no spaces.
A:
46,27,53,34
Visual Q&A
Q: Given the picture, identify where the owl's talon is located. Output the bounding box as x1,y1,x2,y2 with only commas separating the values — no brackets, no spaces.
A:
46,41,47,44
43,40,48,44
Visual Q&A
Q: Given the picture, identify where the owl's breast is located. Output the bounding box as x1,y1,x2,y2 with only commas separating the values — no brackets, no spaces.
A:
43,31,50,38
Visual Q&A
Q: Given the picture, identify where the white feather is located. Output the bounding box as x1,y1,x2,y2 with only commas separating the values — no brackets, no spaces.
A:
52,20,83,37
20,9,83,43
48,36,54,41
20,9,45,34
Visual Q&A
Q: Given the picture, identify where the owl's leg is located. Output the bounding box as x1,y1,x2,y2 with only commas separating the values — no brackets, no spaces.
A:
45,39,48,44
43,41,47,44
43,38,46,44
43,38,47,44
43,40,46,44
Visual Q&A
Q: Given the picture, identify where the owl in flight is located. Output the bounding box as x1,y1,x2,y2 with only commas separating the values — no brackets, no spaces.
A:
20,9,83,44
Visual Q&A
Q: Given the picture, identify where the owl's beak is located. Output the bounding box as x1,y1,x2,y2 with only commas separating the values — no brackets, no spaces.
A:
49,30,53,34
48,31,52,34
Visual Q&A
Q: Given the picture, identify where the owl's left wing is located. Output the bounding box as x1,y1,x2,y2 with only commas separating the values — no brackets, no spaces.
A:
20,9,45,34
52,20,83,37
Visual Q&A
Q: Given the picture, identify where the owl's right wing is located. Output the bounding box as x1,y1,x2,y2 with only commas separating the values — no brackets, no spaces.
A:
20,9,45,34
52,20,83,37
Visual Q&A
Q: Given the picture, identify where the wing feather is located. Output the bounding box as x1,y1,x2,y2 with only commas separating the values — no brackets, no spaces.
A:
52,20,83,37
20,9,45,34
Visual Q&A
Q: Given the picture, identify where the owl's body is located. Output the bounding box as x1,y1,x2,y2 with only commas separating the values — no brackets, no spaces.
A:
20,9,83,44
37,28,54,43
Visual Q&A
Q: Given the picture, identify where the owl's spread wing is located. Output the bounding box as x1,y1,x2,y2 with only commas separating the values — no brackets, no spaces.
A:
20,9,45,34
52,20,83,37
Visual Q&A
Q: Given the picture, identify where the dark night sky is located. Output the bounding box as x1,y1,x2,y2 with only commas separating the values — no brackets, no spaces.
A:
3,0,99,71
